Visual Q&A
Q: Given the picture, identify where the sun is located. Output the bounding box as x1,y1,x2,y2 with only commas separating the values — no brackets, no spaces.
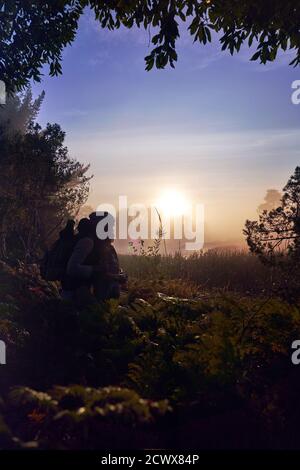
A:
155,189,189,218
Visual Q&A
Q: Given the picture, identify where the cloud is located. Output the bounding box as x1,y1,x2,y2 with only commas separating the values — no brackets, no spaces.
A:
68,127,300,176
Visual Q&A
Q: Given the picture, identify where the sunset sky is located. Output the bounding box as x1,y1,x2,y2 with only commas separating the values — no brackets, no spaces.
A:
32,8,300,244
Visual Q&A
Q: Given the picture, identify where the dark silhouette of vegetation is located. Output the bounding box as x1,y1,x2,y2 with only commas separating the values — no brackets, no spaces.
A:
0,90,91,260
2,0,300,92
245,167,300,264
245,168,300,301
1,261,300,449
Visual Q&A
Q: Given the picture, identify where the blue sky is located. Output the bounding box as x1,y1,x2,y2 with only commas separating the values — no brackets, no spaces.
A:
32,9,300,242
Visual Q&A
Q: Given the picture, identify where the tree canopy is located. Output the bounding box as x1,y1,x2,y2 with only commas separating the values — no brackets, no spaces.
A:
0,89,91,260
1,0,300,93
244,167,300,265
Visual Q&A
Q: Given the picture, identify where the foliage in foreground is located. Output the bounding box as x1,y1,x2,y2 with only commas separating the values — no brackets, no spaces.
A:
1,261,300,448
1,385,170,450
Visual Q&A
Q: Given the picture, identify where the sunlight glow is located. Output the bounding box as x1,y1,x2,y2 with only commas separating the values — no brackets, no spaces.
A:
155,189,189,218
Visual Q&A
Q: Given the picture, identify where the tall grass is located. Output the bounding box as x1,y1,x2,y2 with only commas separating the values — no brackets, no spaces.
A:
120,251,275,295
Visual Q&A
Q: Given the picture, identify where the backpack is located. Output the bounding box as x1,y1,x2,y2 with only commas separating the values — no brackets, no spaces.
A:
40,238,75,282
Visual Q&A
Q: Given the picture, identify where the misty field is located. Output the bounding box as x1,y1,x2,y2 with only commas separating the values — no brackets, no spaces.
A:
121,250,279,295
1,251,300,450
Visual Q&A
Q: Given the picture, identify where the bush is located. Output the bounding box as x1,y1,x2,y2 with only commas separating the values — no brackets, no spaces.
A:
1,260,300,448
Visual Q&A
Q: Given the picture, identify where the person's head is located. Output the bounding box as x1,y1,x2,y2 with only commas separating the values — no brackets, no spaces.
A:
77,218,92,238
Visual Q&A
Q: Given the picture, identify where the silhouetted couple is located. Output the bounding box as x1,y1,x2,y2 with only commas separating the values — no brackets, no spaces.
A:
60,212,126,304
